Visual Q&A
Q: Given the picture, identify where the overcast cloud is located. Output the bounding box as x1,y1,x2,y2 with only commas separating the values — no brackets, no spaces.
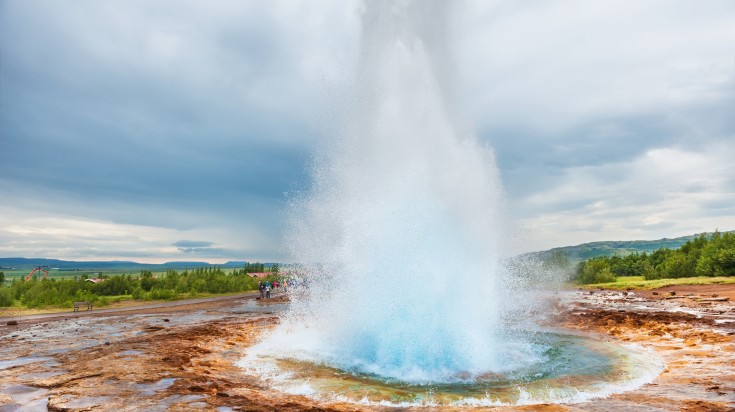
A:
1,0,734,262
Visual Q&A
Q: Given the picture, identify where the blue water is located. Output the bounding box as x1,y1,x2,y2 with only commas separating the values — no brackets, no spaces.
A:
242,332,663,406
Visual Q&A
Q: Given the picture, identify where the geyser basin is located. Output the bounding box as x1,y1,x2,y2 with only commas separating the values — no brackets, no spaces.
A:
249,2,664,407
240,331,663,406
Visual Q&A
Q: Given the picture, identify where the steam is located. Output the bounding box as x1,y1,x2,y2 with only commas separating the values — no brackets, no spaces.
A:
257,0,518,383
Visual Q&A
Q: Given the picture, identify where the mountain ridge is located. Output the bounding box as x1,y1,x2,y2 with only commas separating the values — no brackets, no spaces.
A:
0,258,259,271
531,230,734,263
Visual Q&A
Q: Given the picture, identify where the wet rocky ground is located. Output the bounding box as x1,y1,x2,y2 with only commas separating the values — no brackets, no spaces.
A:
552,287,735,411
0,287,733,411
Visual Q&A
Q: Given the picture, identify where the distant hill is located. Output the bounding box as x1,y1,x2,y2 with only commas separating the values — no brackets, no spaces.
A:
0,258,254,271
533,231,734,264
3,231,732,271
0,258,142,270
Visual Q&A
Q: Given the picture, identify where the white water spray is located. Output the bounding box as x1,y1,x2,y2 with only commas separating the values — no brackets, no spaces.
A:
256,0,523,383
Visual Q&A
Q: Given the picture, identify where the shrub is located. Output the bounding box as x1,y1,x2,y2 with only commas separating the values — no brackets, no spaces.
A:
575,258,615,284
149,288,176,300
594,267,616,283
0,288,14,307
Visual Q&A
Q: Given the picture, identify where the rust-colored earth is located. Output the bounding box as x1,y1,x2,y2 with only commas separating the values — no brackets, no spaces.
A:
1,286,734,411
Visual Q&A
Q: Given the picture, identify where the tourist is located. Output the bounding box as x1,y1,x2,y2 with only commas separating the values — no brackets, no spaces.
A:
265,282,271,299
259,281,265,299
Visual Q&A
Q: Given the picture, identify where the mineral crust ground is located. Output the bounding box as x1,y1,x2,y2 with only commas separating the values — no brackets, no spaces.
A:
1,286,734,411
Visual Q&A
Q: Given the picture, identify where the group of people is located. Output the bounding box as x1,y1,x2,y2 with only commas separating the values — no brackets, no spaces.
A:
258,280,286,299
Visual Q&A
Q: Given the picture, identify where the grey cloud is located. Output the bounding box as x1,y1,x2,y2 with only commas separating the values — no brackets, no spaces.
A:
177,247,226,255
1,1,734,260
0,0,317,244
490,81,735,208
701,199,735,212
173,240,214,248
173,241,231,257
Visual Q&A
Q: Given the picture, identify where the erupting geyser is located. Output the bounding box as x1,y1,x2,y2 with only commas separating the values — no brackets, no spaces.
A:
241,0,663,405
267,0,511,382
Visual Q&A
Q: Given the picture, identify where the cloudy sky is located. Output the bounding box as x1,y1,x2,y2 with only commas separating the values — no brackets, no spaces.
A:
1,0,734,263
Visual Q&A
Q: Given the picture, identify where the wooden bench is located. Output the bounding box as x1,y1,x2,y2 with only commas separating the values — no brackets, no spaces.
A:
73,301,92,311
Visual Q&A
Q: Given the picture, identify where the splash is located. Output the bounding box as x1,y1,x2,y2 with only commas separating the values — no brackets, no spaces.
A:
242,2,667,404
255,0,517,384
240,333,664,406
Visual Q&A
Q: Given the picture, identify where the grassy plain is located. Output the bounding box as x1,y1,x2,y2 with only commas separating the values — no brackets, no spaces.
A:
0,269,170,282
580,275,735,290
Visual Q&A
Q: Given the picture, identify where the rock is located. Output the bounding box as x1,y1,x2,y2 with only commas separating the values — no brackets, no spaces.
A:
652,292,659,295
697,297,730,302
622,291,629,296
668,291,676,296
105,341,111,345
6,320,18,326
588,291,594,295
143,325,165,332
163,319,170,322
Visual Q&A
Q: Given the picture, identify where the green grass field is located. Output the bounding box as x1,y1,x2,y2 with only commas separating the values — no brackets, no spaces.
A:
1,269,143,282
0,269,243,283
580,276,735,290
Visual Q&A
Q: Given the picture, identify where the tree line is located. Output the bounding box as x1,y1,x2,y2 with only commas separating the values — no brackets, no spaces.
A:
0,264,280,309
574,231,735,284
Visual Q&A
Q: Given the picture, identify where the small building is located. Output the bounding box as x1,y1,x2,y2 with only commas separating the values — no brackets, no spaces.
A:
248,272,271,278
85,278,106,283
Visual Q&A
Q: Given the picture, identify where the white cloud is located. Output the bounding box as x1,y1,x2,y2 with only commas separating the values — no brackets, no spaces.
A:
458,0,735,132
517,142,735,252
0,187,281,263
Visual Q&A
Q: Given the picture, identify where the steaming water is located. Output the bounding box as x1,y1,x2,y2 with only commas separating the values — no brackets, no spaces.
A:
262,0,508,383
240,332,663,406
243,0,663,404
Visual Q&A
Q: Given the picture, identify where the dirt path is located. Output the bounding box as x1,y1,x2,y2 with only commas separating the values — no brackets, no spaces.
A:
0,291,291,334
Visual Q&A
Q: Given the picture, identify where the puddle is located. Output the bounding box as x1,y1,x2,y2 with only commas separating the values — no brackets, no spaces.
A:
131,377,176,396
0,384,49,411
144,394,206,412
221,299,289,314
129,312,222,326
0,357,53,371
17,370,65,380
64,395,111,409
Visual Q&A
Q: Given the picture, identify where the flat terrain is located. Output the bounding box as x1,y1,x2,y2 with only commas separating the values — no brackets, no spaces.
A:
635,283,735,302
0,292,261,322
0,286,733,411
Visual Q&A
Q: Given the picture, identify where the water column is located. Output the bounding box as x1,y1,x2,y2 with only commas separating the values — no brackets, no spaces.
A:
260,0,510,383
